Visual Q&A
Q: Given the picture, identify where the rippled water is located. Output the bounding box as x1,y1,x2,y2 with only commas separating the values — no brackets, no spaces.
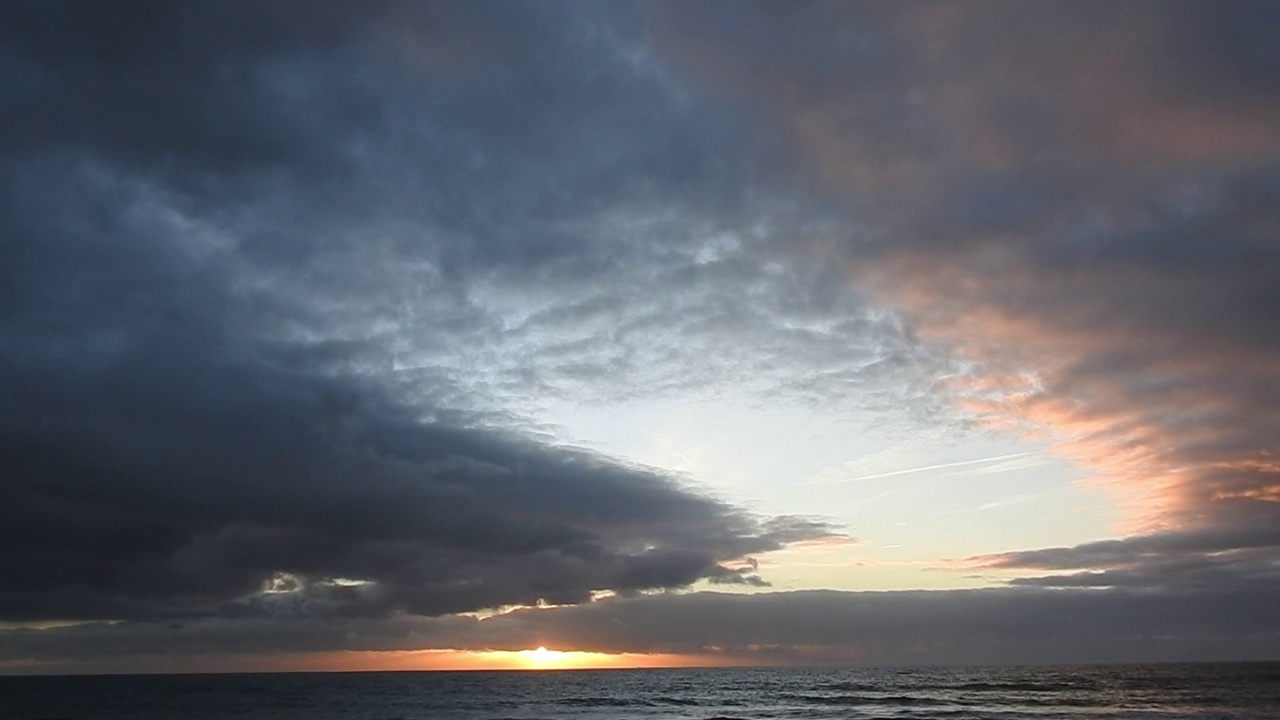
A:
4,662,1279,720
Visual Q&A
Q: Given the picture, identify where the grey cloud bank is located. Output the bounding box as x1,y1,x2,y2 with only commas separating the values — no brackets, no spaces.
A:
6,587,1278,673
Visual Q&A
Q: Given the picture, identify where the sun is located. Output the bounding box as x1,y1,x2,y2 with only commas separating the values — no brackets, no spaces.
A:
514,645,594,669
521,645,570,668
315,646,734,671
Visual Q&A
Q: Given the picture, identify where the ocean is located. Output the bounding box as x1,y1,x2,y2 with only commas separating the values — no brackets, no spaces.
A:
3,662,1278,720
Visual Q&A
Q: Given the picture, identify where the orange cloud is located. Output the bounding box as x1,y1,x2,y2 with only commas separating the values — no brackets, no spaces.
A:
647,1,1280,568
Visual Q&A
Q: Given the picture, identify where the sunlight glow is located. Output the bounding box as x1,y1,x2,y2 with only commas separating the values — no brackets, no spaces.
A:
275,648,750,672
506,646,656,670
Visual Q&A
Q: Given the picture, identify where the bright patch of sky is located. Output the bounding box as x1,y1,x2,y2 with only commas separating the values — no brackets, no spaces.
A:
541,387,1114,591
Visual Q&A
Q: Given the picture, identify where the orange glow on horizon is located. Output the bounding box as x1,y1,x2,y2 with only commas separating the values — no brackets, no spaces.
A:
0,648,768,676
259,648,757,673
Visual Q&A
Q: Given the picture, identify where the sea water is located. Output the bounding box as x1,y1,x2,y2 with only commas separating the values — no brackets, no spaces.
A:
3,662,1278,720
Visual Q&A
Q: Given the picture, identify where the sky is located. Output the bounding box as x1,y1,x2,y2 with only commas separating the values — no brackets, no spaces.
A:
1,0,1278,673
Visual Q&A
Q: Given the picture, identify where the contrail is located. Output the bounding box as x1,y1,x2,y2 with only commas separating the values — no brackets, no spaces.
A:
823,451,1038,486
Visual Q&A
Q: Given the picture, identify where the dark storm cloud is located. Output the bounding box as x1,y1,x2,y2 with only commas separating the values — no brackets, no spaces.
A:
653,0,1280,587
5,586,1279,671
0,175,835,618
7,0,936,416
0,0,851,626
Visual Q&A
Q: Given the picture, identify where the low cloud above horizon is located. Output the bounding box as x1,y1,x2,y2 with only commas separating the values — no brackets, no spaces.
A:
1,0,1277,672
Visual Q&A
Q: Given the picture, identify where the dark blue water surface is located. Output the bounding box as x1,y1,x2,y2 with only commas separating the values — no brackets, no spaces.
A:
3,662,1278,720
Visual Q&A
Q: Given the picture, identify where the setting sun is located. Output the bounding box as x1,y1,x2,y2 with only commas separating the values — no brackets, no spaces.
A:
280,647,735,672
526,646,553,665
509,646,655,670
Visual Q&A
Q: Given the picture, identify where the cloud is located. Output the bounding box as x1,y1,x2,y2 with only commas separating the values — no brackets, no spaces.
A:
653,0,1280,584
15,1,950,416
0,162,838,620
0,1,857,626
970,524,1280,590
5,586,1278,671
4,0,1278,669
